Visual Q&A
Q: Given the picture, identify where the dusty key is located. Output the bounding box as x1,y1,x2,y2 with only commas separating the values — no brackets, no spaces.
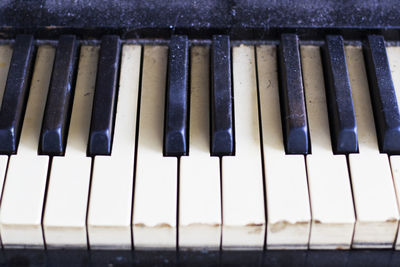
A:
43,46,98,248
88,35,121,156
88,45,141,249
179,46,221,249
0,45,55,248
257,45,310,249
302,45,355,249
210,35,234,156
322,35,358,154
222,45,265,250
132,46,177,249
346,45,399,249
0,35,35,154
40,35,78,156
163,35,190,156
279,34,309,154
364,35,400,154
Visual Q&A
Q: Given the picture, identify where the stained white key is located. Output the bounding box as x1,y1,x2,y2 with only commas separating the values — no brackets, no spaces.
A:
346,46,399,248
256,45,310,249
88,45,141,249
0,46,55,248
132,46,177,249
179,46,221,249
301,45,355,249
43,46,98,248
386,46,400,250
0,45,12,210
221,45,265,250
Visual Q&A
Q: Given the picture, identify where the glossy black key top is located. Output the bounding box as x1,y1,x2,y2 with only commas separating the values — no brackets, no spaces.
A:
163,35,190,156
322,35,358,154
88,35,121,156
364,35,400,154
0,35,35,154
278,34,309,154
40,35,78,156
210,35,234,156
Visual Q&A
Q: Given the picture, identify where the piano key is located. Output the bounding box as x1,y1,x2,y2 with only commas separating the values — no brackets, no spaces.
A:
88,44,141,249
0,45,12,213
322,35,358,154
278,34,309,154
0,45,55,248
257,45,310,250
43,46,98,248
345,45,399,248
210,35,234,156
132,46,177,249
179,46,221,249
0,35,35,154
386,46,400,250
0,45,12,105
364,35,400,154
221,45,265,250
88,35,121,156
301,45,355,249
163,35,189,156
40,35,78,156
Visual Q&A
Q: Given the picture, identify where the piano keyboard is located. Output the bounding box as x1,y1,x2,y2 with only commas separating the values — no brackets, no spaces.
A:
1,34,400,251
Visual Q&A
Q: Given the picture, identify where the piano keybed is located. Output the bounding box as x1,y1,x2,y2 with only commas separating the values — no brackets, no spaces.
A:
0,35,400,251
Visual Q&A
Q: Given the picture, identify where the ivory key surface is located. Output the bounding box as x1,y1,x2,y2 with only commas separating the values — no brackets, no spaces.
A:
0,46,54,248
346,46,399,249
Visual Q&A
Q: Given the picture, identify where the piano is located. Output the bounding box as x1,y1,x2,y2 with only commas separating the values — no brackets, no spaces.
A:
1,0,400,266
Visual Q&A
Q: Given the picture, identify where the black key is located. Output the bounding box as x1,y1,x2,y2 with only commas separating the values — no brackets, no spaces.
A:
363,35,400,154
163,35,190,156
88,35,121,156
40,35,78,156
322,35,358,154
0,35,35,154
210,35,234,156
278,34,309,154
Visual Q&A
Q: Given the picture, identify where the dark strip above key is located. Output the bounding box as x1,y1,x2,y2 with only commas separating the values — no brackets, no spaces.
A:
40,35,78,156
363,35,400,154
210,35,234,156
322,35,358,154
0,35,35,154
163,35,190,156
278,34,309,154
88,35,121,156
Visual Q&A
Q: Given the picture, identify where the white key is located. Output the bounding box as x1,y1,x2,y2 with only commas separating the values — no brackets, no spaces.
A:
43,46,98,248
0,45,12,211
386,46,400,250
132,46,177,249
256,45,310,249
88,45,141,249
0,46,55,248
221,45,265,250
179,46,221,249
301,45,355,249
346,46,399,248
